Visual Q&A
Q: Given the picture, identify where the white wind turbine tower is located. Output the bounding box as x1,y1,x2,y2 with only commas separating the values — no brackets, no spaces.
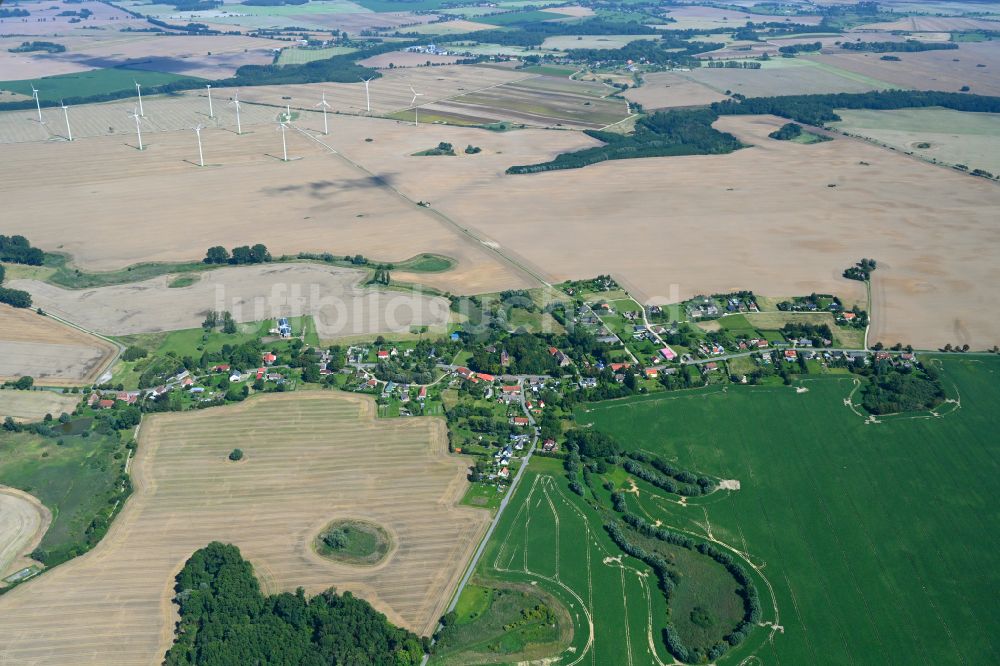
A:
193,124,205,167
229,90,242,135
277,121,289,162
316,92,331,135
129,106,144,150
134,80,144,116
205,84,214,119
60,100,72,141
361,75,374,114
409,86,424,127
31,85,44,124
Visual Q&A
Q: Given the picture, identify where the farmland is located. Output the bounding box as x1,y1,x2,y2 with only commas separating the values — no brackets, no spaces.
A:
831,107,1000,174
13,263,451,337
680,57,901,98
575,355,1000,664
341,112,999,349
0,390,80,422
0,305,117,386
0,68,202,104
0,392,489,663
624,71,728,110
0,487,51,581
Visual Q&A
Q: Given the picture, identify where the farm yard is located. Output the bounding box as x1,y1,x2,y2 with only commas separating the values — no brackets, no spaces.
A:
13,263,451,337
0,305,117,386
575,356,1000,665
0,390,80,422
0,392,490,663
831,107,1000,175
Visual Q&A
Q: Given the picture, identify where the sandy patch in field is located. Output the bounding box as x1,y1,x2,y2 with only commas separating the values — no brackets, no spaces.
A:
624,71,728,109
0,487,51,581
0,392,489,662
0,305,116,386
360,51,463,68
805,42,1000,96
331,113,1000,349
0,391,80,422
12,264,452,337
0,112,536,295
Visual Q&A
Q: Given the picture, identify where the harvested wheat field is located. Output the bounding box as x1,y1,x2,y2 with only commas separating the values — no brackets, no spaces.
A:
806,42,1000,96
0,391,80,422
0,487,51,581
0,116,536,295
12,264,451,337
0,392,489,664
331,114,1000,349
623,71,728,109
0,305,116,386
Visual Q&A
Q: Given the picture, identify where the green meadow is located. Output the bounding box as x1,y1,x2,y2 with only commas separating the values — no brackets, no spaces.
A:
574,356,1000,664
0,69,200,103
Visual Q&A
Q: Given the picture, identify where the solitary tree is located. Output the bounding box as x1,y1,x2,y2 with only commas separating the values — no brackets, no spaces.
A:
229,448,244,461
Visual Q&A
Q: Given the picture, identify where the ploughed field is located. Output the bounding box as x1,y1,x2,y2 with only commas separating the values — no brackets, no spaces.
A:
0,392,489,664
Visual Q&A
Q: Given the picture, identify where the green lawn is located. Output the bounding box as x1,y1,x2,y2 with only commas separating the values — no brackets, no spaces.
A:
574,356,1000,664
460,481,504,513
0,68,201,103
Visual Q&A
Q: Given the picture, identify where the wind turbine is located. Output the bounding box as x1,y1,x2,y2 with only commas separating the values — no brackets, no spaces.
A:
193,124,205,167
30,85,44,124
60,100,72,141
229,90,242,135
134,81,145,116
277,121,288,162
315,92,330,135
409,86,424,127
129,106,144,150
361,75,374,114
205,84,214,119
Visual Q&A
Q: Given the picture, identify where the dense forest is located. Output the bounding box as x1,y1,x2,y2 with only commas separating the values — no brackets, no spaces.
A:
507,108,743,174
712,90,1000,126
164,542,427,665
861,363,945,415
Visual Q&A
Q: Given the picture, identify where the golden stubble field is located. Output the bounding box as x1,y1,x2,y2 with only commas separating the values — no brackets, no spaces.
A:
0,305,117,386
0,486,51,581
322,114,1000,349
12,264,451,337
0,392,489,664
0,111,545,295
0,390,80,422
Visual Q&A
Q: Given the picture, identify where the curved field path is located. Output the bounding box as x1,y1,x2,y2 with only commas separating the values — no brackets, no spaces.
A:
0,487,51,580
0,392,488,665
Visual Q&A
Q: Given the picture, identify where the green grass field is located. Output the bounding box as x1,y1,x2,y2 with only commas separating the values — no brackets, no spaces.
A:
574,356,1000,664
276,46,356,65
0,426,128,566
0,69,201,103
831,107,1000,175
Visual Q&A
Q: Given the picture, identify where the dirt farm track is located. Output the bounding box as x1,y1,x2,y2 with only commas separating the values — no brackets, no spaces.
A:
0,392,488,664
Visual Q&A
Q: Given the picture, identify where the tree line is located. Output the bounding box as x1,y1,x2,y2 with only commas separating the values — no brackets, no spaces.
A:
841,40,958,53
712,90,1000,126
507,108,743,174
204,244,272,265
164,542,427,665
